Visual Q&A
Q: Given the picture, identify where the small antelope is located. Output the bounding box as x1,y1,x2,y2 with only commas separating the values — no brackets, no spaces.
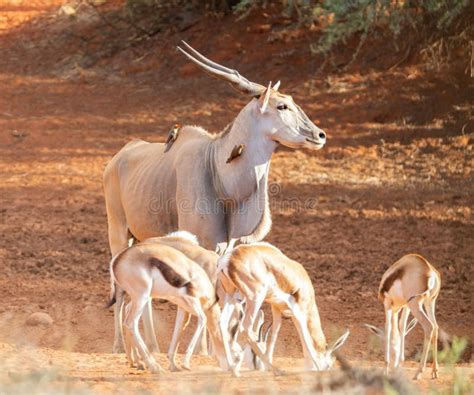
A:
217,243,350,376
143,231,221,360
108,242,235,373
369,254,441,380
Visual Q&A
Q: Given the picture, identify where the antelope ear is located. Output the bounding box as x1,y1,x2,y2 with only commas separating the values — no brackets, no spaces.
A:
330,329,350,352
273,80,281,91
256,310,265,340
257,321,265,342
364,323,384,338
405,318,417,336
229,321,239,343
260,81,272,114
263,322,272,342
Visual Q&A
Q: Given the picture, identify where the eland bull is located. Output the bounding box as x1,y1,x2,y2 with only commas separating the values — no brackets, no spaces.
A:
104,41,326,352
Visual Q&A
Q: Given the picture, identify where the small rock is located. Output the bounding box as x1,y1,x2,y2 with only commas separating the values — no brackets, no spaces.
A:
26,312,53,326
12,130,26,138
60,4,76,16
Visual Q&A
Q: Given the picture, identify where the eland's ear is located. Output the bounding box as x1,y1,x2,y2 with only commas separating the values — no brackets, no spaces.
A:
273,80,281,91
405,318,417,336
260,81,272,113
364,323,384,338
330,329,350,352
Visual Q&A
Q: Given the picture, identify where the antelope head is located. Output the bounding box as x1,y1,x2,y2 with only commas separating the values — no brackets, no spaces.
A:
364,318,417,344
242,310,271,371
177,41,326,150
364,318,417,365
317,330,351,370
228,309,271,371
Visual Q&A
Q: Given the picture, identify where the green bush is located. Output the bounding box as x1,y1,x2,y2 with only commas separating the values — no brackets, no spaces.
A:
234,0,470,61
430,336,473,395
311,0,470,55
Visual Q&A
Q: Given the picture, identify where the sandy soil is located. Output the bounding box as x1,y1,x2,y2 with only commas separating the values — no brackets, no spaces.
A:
0,1,472,393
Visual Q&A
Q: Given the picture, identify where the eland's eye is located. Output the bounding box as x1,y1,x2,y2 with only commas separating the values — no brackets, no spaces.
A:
277,104,288,111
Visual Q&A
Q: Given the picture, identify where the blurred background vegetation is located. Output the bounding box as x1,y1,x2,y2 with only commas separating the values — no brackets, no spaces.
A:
115,0,471,70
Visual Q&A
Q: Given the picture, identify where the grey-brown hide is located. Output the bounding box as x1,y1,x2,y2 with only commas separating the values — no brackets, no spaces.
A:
104,41,326,254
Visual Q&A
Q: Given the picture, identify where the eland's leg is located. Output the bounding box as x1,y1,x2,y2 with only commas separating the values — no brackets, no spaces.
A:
104,185,132,354
220,239,237,255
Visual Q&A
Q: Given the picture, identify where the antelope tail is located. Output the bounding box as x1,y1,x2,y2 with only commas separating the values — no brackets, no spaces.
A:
105,251,122,308
406,291,429,303
105,280,116,308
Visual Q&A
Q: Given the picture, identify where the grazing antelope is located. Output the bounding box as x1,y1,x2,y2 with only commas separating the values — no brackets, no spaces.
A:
104,41,326,353
369,254,441,380
132,231,263,368
142,231,220,358
107,242,236,373
217,243,350,376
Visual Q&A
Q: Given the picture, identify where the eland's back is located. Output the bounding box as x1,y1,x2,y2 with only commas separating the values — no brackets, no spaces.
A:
103,126,216,255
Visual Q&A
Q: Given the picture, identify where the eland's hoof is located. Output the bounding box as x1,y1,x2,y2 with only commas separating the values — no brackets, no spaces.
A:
413,371,422,380
432,370,438,379
182,363,191,371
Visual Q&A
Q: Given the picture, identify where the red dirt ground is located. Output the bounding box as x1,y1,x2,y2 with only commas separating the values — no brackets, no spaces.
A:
0,1,472,393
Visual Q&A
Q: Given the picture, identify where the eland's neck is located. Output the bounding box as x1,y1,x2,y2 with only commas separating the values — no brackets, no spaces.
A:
210,102,277,201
